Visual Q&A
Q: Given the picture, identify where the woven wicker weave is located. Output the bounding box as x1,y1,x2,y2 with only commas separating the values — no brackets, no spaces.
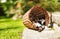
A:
22,6,50,30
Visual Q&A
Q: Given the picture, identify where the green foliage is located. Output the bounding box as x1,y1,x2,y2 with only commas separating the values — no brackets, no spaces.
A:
21,0,60,14
39,0,60,12
0,0,17,16
0,0,60,15
23,1,35,13
0,18,25,39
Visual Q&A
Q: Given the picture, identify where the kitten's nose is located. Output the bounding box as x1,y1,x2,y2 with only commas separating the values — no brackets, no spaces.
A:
38,26,45,32
42,26,45,29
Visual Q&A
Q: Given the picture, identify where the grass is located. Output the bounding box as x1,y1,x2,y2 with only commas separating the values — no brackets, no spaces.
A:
0,18,25,39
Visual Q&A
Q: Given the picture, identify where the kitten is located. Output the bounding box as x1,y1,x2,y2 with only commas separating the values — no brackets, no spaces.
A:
33,19,45,32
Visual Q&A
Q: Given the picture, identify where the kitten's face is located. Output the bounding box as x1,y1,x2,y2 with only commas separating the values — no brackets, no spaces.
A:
38,19,45,25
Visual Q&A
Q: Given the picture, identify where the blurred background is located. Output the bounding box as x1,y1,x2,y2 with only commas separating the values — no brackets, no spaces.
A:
0,0,60,39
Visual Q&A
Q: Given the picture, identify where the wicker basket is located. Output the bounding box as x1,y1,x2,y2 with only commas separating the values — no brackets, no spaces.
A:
22,6,50,30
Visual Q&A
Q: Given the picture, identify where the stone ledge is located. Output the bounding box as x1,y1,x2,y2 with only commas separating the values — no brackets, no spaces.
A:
22,26,60,39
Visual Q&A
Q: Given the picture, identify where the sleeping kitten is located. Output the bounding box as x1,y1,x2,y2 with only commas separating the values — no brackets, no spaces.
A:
33,19,45,32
